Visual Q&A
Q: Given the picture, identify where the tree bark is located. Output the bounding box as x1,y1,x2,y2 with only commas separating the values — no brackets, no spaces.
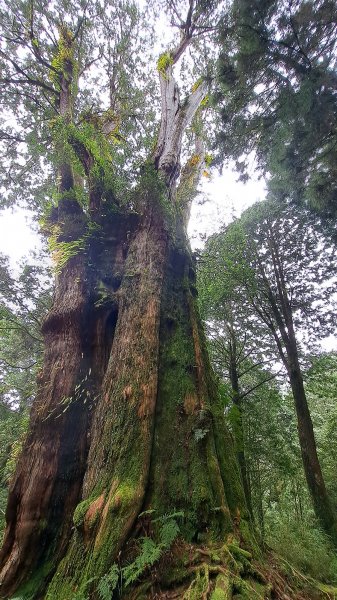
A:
0,205,136,596
288,348,337,543
228,342,254,520
0,174,248,599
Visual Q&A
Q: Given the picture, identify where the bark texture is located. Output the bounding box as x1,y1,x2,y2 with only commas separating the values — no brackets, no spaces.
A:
0,175,248,599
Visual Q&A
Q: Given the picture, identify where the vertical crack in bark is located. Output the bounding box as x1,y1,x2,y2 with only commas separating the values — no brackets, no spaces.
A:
82,210,168,548
0,214,135,597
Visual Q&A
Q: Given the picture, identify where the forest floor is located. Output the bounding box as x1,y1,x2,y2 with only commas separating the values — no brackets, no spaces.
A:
118,535,337,600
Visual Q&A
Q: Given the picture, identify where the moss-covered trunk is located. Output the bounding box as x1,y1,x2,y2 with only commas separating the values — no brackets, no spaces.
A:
43,198,249,599
1,185,334,600
0,178,247,599
289,360,337,545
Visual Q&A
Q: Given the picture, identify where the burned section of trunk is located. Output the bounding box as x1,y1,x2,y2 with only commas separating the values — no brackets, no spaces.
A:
0,251,92,596
0,205,135,598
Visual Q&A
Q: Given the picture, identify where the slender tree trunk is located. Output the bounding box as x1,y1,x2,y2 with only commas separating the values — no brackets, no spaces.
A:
228,354,254,520
260,236,337,543
255,459,264,540
288,349,337,543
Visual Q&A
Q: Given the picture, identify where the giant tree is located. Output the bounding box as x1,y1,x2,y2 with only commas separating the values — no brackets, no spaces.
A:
0,1,257,599
201,199,337,543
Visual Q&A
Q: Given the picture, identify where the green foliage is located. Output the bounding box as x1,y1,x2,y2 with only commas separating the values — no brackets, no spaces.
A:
0,406,29,538
50,26,75,88
49,234,86,274
73,498,92,529
48,220,102,274
97,565,119,600
200,200,337,369
215,0,337,220
0,253,51,538
0,0,160,212
199,197,337,568
157,51,174,76
96,511,183,596
305,353,337,504
122,537,163,587
267,518,337,583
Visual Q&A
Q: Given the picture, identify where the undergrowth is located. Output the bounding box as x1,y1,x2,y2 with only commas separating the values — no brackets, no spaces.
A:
97,511,184,600
266,517,337,583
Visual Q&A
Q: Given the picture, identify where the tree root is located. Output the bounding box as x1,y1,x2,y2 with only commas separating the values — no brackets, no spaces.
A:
125,537,336,600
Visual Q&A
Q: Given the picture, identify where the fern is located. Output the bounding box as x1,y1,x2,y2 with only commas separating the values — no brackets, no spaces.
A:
152,510,185,523
159,519,180,547
97,565,119,600
97,512,183,595
122,537,162,587
72,576,97,600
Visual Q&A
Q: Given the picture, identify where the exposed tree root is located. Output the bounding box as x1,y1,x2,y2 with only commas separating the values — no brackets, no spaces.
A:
124,536,337,600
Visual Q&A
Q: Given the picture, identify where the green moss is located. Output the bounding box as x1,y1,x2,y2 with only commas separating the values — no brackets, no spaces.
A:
227,544,252,562
211,574,231,599
160,564,191,587
183,565,209,599
45,221,250,598
73,498,92,528
232,576,267,599
49,234,86,274
191,78,203,92
50,26,77,93
157,51,174,77
211,591,228,600
12,559,54,600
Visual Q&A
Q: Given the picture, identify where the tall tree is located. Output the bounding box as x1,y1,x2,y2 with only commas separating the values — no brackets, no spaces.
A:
201,199,337,542
0,253,51,537
0,2,257,599
305,353,337,505
197,270,280,520
213,0,337,220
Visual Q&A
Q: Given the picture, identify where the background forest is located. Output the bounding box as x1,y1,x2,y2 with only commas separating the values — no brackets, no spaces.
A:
1,0,337,598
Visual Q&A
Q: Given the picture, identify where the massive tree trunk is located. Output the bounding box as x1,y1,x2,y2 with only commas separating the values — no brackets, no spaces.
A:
0,11,334,600
0,37,252,593
0,172,249,599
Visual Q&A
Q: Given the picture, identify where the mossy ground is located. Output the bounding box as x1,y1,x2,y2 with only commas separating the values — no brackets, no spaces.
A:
119,535,337,600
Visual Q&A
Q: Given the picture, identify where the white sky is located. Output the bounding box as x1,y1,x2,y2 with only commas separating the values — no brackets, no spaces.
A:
0,207,41,266
188,166,266,248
